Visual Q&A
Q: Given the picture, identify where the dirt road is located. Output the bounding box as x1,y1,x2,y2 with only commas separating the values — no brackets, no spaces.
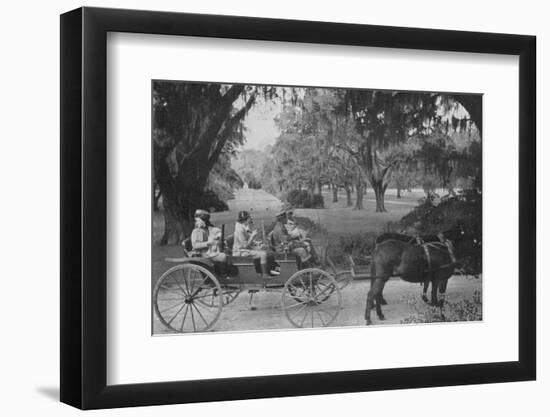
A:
152,275,482,334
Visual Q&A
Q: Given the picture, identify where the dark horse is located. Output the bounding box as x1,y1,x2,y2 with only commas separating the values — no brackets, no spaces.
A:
365,223,468,325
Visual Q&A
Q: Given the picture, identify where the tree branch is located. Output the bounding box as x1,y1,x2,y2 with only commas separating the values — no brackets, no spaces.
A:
207,93,256,170
179,85,247,165
335,143,359,157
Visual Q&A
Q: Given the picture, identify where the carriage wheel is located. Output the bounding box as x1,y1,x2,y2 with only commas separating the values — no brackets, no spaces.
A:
281,268,342,328
196,285,241,307
153,264,223,333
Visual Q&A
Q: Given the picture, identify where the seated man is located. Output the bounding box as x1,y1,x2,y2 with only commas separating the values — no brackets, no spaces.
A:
286,218,320,265
232,211,279,277
271,210,314,269
190,209,228,276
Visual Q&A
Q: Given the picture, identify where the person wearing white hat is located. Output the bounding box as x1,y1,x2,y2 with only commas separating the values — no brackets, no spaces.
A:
190,209,228,275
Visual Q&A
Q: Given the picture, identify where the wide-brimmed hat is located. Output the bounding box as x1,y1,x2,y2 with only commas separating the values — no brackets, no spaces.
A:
276,204,289,218
194,209,210,218
276,206,293,219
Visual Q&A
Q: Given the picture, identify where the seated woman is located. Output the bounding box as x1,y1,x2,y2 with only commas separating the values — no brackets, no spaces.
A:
190,209,228,277
232,211,279,277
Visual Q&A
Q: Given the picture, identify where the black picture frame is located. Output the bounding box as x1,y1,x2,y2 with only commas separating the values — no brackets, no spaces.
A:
60,6,536,410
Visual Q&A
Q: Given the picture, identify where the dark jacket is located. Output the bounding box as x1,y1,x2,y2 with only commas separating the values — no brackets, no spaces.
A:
270,221,290,251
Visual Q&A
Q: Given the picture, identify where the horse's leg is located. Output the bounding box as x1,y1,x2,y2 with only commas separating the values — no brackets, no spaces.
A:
430,278,439,306
365,278,385,325
379,290,388,306
376,264,388,305
368,279,375,310
371,277,388,307
421,280,430,303
375,279,387,320
365,261,378,324
365,278,376,325
438,278,449,308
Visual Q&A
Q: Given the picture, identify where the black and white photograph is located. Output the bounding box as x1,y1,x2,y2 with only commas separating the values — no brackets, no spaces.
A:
151,81,483,334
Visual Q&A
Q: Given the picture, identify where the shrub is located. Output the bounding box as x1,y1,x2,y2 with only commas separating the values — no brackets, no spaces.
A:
248,179,262,189
401,291,482,324
286,189,324,208
200,189,229,213
311,193,325,208
382,221,402,234
287,189,310,208
396,188,482,275
400,188,481,235
326,231,377,266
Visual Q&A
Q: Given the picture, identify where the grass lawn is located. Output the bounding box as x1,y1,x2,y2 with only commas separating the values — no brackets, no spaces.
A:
153,187,430,243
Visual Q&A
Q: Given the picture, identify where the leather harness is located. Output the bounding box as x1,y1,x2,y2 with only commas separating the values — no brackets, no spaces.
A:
415,234,456,272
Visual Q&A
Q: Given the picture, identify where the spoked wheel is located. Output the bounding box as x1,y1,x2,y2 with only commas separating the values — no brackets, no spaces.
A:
281,268,342,328
153,263,223,333
196,285,241,307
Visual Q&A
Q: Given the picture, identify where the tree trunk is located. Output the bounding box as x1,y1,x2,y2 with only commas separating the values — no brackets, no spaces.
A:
345,185,353,207
158,185,191,245
354,182,364,210
396,187,401,199
313,179,322,195
153,184,162,211
332,185,338,203
157,157,210,245
372,180,387,212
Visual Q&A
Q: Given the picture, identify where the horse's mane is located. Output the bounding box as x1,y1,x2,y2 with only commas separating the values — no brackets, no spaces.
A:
375,233,414,244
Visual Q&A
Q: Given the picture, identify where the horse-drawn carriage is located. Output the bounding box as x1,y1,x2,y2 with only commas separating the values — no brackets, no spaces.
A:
153,235,345,333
